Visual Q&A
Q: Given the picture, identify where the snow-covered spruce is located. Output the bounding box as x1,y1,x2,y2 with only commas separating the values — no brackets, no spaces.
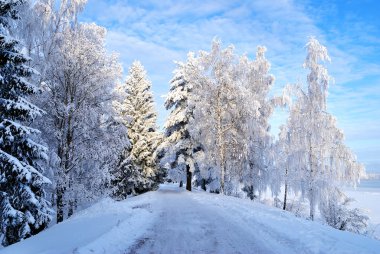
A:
0,0,53,246
159,60,203,191
111,61,163,199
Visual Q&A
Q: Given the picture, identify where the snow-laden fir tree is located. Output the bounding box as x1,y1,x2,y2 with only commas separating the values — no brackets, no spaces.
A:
159,60,203,191
0,0,53,246
278,37,364,221
112,61,162,197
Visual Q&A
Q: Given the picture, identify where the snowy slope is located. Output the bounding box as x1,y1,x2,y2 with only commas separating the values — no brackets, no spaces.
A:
1,184,380,254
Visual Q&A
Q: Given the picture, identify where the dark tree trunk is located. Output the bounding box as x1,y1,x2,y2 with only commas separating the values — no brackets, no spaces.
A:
68,199,76,218
186,165,192,191
283,182,288,210
201,179,206,191
283,167,288,210
56,186,65,223
179,181,183,187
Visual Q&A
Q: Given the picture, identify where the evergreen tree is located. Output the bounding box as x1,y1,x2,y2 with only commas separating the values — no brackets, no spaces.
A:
0,0,52,246
159,61,201,191
112,61,161,197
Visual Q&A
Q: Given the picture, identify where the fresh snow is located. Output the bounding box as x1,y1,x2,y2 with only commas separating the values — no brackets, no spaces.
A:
1,184,380,254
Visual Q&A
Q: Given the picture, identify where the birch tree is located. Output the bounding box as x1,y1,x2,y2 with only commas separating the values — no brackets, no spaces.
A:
188,41,253,194
44,23,121,221
239,46,279,199
279,37,364,220
14,0,123,222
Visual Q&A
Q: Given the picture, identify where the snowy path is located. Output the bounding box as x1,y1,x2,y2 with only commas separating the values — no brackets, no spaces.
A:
128,185,380,254
1,184,380,254
129,186,272,254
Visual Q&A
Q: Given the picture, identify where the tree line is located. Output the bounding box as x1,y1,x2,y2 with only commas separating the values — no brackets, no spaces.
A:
0,0,367,247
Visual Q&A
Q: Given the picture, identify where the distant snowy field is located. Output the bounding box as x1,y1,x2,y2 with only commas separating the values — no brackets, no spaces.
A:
1,184,380,254
346,179,380,239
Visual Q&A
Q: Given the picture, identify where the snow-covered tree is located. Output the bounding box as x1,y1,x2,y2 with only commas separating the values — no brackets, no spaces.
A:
14,0,125,222
187,41,254,194
278,37,364,220
0,0,53,246
320,187,368,234
111,61,162,197
159,59,202,191
239,46,279,200
186,40,283,196
45,22,121,222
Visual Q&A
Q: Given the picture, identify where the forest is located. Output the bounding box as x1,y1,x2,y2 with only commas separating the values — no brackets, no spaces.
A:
0,0,368,247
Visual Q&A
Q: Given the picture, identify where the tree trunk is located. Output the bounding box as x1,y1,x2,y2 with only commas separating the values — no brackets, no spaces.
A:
201,179,206,191
216,86,225,194
283,166,288,210
309,190,315,221
307,129,315,221
56,185,65,223
283,182,288,210
186,165,192,191
68,199,76,218
179,181,183,187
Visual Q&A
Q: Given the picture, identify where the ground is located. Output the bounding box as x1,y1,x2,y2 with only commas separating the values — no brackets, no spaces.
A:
1,184,380,254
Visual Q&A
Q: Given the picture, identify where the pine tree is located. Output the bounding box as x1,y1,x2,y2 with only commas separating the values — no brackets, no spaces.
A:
159,61,201,191
0,0,52,246
112,61,161,197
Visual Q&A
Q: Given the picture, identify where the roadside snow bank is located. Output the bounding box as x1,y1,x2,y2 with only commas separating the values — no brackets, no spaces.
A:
0,194,157,254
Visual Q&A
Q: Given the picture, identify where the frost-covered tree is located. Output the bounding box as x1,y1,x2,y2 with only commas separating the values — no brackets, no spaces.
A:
278,37,364,220
13,0,124,222
320,187,368,234
239,46,279,200
0,0,52,246
274,125,294,210
111,61,162,197
159,60,202,191
186,41,283,195
45,23,121,222
188,41,254,194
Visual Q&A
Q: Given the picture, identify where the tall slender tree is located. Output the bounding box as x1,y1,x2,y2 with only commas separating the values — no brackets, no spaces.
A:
0,0,53,246
278,37,364,220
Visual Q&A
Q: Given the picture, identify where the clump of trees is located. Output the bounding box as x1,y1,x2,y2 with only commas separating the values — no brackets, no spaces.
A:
1,0,163,245
161,38,367,232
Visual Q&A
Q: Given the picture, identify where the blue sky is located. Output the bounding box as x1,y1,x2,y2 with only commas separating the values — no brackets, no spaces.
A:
80,0,380,172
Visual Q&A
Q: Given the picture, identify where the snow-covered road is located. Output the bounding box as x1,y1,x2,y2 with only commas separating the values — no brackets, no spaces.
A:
129,185,272,254
1,184,380,254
